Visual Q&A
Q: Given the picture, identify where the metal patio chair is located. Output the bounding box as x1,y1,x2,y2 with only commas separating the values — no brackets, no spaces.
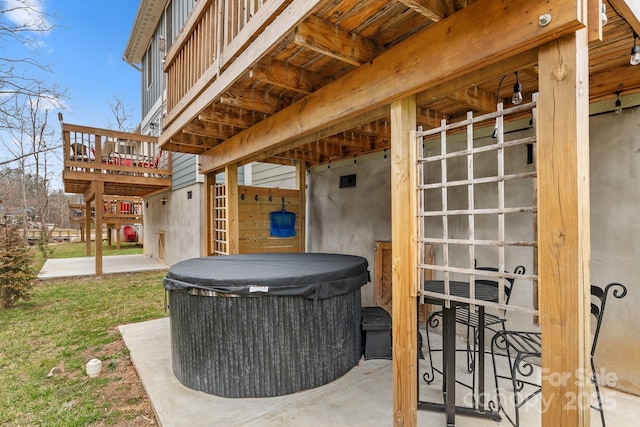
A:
490,282,628,427
423,262,525,400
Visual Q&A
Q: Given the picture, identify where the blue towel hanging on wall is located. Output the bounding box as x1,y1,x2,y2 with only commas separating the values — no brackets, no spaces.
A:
270,201,296,237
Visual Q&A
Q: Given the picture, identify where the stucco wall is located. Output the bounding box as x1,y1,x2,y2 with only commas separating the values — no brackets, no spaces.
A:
307,154,391,307
143,183,203,265
590,107,640,396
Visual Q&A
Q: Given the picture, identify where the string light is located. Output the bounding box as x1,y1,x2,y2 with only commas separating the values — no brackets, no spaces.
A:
512,71,523,105
631,33,640,66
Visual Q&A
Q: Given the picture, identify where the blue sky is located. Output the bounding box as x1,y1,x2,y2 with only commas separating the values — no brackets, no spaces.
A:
46,1,142,128
0,0,143,186
1,0,142,140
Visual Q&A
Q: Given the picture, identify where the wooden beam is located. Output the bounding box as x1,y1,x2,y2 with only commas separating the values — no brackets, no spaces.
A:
588,0,603,42
249,59,325,94
391,95,417,427
198,106,264,128
417,106,449,128
183,121,237,140
204,172,214,256
219,88,286,115
397,0,456,21
164,141,209,154
85,198,91,257
415,50,539,105
296,161,306,252
226,164,240,255
200,0,581,172
62,123,158,143
325,133,374,150
608,0,640,35
95,181,104,276
538,30,591,427
294,15,382,66
200,105,390,172
449,86,497,113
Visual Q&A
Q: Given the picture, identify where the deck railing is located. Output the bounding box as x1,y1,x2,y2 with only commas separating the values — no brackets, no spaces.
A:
164,0,287,120
62,123,171,178
69,197,144,224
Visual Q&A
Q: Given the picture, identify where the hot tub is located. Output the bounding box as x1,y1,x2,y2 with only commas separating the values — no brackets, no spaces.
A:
163,253,369,398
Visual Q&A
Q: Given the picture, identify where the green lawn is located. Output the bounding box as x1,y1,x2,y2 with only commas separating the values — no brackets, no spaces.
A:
0,270,167,426
30,241,145,272
47,241,144,259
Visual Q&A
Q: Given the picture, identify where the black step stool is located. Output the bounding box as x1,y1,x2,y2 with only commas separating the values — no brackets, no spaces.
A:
361,307,424,360
361,306,392,360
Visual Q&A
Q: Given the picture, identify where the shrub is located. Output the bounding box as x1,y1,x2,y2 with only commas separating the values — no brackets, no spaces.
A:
36,231,55,258
0,219,37,308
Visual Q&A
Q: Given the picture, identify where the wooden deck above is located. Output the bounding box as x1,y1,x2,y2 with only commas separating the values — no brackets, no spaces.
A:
61,120,172,198
158,0,640,171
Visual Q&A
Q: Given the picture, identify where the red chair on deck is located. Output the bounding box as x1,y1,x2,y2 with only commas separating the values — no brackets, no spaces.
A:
123,226,137,242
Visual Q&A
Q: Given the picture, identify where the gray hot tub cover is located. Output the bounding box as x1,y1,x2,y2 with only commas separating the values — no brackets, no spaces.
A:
163,252,370,300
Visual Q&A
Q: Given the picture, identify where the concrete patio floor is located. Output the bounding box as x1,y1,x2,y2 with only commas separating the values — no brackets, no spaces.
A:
37,254,168,279
120,317,640,427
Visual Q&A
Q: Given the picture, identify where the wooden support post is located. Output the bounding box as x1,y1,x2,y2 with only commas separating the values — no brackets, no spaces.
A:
296,161,307,252
95,182,104,276
204,172,214,256
115,225,121,250
391,95,417,427
85,199,91,257
225,164,239,254
538,30,591,427
107,227,112,247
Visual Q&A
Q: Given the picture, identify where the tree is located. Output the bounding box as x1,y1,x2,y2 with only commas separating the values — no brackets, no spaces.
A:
108,96,135,132
0,216,36,308
0,1,61,128
1,1,65,177
3,92,59,226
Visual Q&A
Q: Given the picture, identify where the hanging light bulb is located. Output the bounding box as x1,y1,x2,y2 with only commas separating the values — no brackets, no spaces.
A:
512,71,523,105
630,34,640,66
600,3,608,27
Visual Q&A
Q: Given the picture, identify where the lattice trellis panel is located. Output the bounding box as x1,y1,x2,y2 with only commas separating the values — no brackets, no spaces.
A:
416,100,539,316
213,183,228,255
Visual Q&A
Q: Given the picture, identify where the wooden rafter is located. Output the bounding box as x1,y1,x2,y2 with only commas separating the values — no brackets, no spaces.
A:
220,88,289,115
198,106,264,128
249,59,326,94
294,15,382,66
609,0,640,35
397,0,457,21
449,86,497,113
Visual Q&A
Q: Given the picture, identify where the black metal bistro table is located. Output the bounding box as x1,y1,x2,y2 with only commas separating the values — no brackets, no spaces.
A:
419,280,501,426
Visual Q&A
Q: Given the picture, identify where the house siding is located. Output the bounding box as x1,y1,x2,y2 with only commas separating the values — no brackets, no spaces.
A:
141,0,196,120
172,152,197,190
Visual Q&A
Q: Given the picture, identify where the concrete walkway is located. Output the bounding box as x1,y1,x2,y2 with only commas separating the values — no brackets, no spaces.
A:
38,254,169,279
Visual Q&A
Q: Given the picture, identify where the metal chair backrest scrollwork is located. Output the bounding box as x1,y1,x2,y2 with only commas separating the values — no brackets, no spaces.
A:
490,282,627,427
